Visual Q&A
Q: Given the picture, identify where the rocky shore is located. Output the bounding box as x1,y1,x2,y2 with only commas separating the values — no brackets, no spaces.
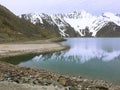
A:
0,61,120,90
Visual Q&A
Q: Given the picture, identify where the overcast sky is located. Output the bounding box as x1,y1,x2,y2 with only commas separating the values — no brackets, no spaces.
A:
0,0,120,15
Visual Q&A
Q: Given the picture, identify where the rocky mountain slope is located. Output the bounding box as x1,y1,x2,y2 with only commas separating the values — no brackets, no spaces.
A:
20,13,79,37
20,11,120,37
0,5,62,43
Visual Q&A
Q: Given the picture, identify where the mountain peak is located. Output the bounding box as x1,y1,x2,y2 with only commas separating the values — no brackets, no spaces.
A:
62,10,94,19
103,12,117,18
102,12,120,25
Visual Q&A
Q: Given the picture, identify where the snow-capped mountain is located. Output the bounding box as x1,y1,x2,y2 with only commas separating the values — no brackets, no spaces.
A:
20,11,120,37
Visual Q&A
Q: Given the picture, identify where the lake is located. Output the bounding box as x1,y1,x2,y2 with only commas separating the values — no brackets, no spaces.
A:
5,38,120,84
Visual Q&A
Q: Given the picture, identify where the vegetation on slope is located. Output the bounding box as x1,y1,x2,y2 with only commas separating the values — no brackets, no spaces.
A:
96,22,120,37
0,5,57,43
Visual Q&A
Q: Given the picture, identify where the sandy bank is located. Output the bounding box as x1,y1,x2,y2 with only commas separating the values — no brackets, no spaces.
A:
0,43,67,59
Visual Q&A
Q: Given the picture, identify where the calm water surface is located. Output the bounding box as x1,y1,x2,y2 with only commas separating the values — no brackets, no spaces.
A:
7,38,120,84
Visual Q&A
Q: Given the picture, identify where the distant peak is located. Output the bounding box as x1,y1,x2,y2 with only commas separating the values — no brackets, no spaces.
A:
103,12,115,17
102,12,120,20
53,10,94,19
67,10,91,15
102,12,120,21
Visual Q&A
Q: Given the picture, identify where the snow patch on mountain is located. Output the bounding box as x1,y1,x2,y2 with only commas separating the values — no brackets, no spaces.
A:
62,11,110,36
23,13,43,24
103,12,120,25
63,11,97,36
41,13,55,25
51,15,69,37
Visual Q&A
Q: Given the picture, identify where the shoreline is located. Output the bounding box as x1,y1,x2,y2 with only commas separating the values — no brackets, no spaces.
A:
0,40,120,90
0,43,68,60
0,61,120,90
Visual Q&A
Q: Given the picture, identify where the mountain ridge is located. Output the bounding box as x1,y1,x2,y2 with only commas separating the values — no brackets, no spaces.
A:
20,10,120,37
